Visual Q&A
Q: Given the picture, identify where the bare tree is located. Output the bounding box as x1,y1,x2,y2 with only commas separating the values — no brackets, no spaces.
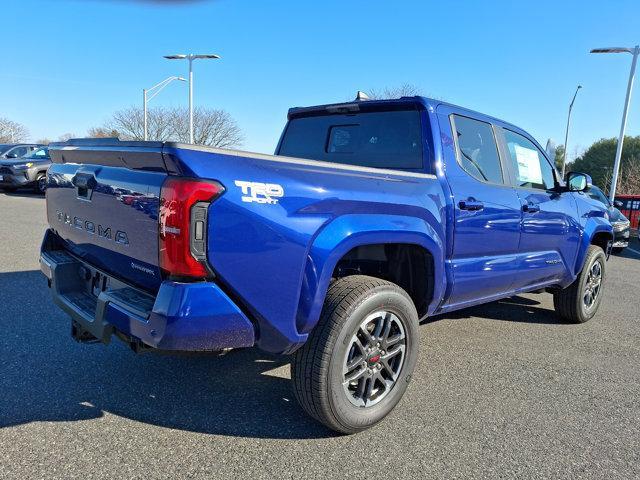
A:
103,106,174,142
99,105,243,148
622,158,640,195
169,107,244,148
602,169,612,197
103,106,144,140
87,127,120,138
364,83,423,100
58,133,77,142
0,118,29,143
602,156,640,196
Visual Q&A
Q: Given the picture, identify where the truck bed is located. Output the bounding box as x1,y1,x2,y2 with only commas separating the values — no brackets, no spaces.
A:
45,139,446,352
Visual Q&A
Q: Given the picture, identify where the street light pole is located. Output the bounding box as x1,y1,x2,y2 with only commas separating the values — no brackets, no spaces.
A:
164,53,221,144
142,76,186,141
561,85,582,177
189,57,193,144
143,88,148,141
591,45,640,202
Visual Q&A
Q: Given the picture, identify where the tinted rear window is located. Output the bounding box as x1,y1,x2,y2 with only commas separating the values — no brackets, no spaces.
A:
278,110,423,170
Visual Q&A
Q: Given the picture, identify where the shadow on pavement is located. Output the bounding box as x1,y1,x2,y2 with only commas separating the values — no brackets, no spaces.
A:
1,190,44,198
428,294,568,325
3,267,607,438
0,269,333,440
617,241,640,260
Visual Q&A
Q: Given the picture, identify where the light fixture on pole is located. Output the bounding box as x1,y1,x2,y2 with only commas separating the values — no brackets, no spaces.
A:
590,45,640,202
163,53,221,144
561,85,582,177
143,76,186,141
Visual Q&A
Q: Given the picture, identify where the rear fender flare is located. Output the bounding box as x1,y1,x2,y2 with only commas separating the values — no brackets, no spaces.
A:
295,214,445,336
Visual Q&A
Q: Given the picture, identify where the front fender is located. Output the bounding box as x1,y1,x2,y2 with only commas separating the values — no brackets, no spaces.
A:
26,167,42,182
574,216,613,276
295,214,445,337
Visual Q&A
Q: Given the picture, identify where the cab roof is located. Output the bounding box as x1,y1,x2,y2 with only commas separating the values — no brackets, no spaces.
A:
288,96,529,137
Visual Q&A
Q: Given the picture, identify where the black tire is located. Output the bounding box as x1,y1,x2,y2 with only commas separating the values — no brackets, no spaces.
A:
35,173,47,194
553,245,606,323
291,275,419,434
611,247,625,255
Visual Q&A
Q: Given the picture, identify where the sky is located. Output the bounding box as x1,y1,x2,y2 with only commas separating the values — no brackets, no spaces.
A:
2,0,640,161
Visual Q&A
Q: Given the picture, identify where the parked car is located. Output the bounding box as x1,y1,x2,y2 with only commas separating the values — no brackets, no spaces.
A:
0,146,50,193
40,96,613,433
585,185,630,254
614,194,640,235
0,143,42,160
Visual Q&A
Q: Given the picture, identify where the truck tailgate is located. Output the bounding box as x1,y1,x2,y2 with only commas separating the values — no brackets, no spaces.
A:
46,142,168,291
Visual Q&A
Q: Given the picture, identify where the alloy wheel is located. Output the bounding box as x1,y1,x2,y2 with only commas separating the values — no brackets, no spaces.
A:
342,310,406,407
38,176,47,193
583,260,603,310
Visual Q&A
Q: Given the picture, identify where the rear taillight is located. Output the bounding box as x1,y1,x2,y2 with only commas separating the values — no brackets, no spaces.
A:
159,177,225,279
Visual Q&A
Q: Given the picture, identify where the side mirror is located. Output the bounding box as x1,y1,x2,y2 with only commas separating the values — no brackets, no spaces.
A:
614,200,624,209
566,172,592,192
6,153,18,159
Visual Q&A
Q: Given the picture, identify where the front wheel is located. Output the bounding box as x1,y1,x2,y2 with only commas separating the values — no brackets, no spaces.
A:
553,245,606,323
291,275,419,434
35,173,47,194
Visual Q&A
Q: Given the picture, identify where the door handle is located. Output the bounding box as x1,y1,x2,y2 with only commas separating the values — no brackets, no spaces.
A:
459,200,484,211
522,204,540,213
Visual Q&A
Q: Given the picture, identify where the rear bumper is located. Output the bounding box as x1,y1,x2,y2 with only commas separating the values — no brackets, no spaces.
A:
40,247,255,351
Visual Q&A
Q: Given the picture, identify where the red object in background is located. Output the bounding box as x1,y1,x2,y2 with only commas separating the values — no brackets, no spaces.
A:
615,195,640,232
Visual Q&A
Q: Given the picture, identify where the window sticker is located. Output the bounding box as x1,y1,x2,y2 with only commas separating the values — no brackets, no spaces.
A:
514,144,542,184
328,125,357,153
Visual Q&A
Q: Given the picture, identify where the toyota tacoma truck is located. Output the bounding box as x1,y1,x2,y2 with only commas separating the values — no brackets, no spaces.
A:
40,96,613,433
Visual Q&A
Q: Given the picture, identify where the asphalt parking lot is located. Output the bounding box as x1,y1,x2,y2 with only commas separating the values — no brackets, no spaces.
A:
1,192,639,480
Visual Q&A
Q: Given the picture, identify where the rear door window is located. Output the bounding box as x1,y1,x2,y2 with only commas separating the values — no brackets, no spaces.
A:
278,110,423,170
451,115,503,184
32,148,49,159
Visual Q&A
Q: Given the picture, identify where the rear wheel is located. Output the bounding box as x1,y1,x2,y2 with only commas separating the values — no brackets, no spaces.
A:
553,245,606,323
291,275,419,434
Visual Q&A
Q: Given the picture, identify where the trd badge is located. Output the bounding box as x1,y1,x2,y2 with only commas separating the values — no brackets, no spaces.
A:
234,180,284,205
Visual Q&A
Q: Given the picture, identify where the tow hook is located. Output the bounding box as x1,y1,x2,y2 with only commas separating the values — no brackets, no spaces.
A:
71,321,101,344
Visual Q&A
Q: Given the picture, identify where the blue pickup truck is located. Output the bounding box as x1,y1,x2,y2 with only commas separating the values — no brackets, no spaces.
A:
40,96,612,433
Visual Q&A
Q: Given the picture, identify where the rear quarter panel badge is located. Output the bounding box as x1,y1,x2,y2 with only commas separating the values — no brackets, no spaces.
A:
234,180,284,205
